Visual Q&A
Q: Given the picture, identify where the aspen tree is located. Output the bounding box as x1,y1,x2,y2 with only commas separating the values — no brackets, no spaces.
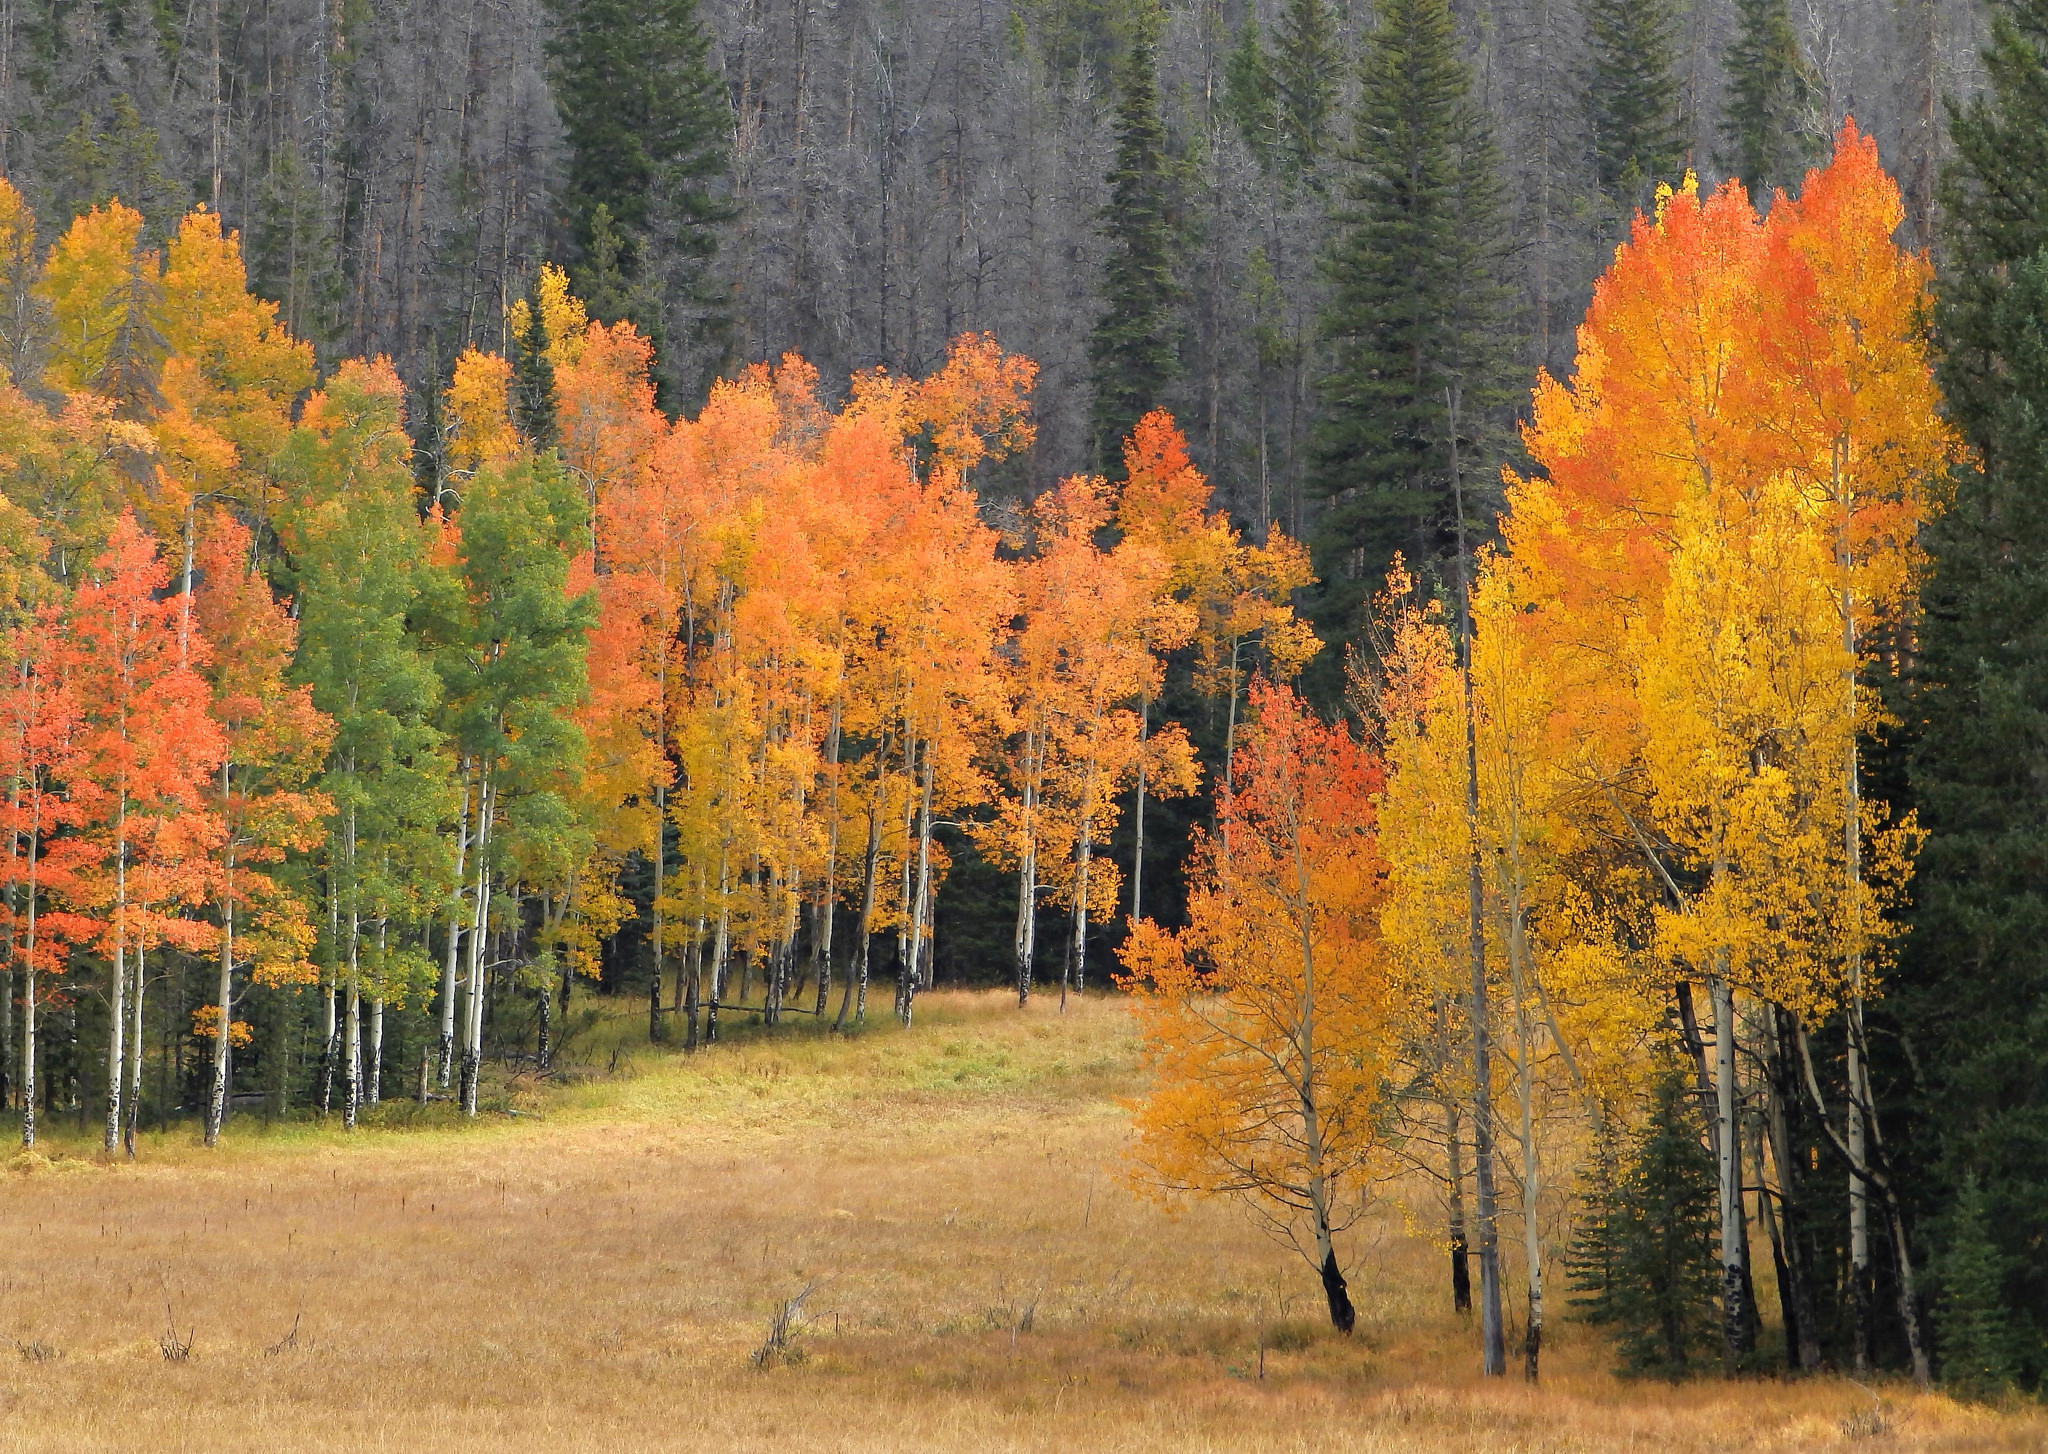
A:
1123,681,1393,1332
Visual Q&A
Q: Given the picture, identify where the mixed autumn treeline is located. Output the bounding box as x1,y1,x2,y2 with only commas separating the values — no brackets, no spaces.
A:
0,120,2031,1396
1121,128,2007,1390
0,177,1309,1146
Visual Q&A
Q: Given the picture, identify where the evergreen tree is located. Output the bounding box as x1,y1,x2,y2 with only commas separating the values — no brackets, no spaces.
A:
1583,0,1686,218
513,299,559,453
1567,1114,1627,1322
1900,5,2048,1391
1307,0,1511,660
548,0,728,387
1271,0,1340,182
1225,19,1279,168
1937,1178,2018,1397
1088,0,1183,471
1568,1069,1721,1378
1717,0,1821,196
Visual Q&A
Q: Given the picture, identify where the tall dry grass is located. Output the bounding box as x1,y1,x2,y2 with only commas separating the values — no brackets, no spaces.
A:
0,990,2036,1452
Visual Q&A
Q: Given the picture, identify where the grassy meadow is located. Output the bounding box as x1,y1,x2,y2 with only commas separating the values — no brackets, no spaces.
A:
0,990,2038,1452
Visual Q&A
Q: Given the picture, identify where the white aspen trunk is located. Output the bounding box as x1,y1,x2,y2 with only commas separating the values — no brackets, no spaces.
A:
1013,723,1038,1007
17,941,30,1147
319,978,337,1115
17,816,35,1147
1836,441,1875,1376
839,755,886,1031
105,812,127,1153
1848,1020,1871,1371
1064,791,1095,1012
461,773,492,1117
1712,974,1750,1358
651,771,666,1044
1131,700,1147,925
123,930,144,1157
1506,895,1543,1379
368,920,385,1105
438,776,471,1088
1223,636,1242,797
344,900,361,1129
905,741,935,1023
463,863,490,1117
815,707,841,1018
368,1000,383,1107
708,854,730,1043
206,821,234,1146
1451,391,1505,1377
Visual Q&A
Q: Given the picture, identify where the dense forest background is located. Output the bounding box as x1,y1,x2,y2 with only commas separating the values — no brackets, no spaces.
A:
0,0,1984,507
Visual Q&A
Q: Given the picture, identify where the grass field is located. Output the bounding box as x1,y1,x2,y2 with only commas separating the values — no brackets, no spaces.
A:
0,989,2038,1452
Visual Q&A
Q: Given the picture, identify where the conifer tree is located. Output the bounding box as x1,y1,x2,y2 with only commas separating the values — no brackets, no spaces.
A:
514,298,559,454
1717,0,1821,196
1271,0,1340,182
1088,0,1182,470
1567,1069,1720,1377
1583,0,1686,218
548,0,727,385
1937,1178,2018,1397
1308,0,1511,656
1900,7,2048,1389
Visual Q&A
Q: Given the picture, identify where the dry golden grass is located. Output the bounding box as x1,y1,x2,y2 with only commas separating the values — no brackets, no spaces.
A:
0,989,2038,1452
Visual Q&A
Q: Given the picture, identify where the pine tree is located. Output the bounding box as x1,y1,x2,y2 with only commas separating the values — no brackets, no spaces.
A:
1937,1178,2017,1397
548,0,727,384
1307,0,1511,659
1271,0,1340,182
513,297,559,453
1583,0,1686,219
1568,1070,1721,1378
1717,0,1821,196
1900,5,2048,1390
1088,0,1182,470
1567,1114,1628,1323
1225,19,1278,168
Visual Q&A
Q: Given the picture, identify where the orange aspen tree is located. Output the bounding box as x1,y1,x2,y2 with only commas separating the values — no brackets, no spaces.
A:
2,606,91,1146
1122,681,1393,1333
192,512,332,1145
66,513,226,1153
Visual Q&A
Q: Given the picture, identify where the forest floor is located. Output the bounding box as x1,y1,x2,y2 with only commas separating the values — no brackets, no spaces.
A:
0,989,2040,1452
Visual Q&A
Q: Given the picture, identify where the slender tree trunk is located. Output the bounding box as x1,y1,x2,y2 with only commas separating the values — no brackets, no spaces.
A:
1063,800,1096,1013
1447,1086,1472,1313
18,881,32,1147
1508,927,1542,1379
368,998,384,1107
1452,391,1505,1376
318,978,337,1115
1767,1005,1820,1370
206,835,235,1146
344,904,362,1130
123,933,144,1156
1711,975,1752,1361
461,833,490,1117
1293,821,1353,1334
439,781,471,1088
839,765,885,1031
816,707,841,1017
904,740,935,1025
684,905,703,1050
651,778,666,1044
1014,725,1038,1007
105,844,127,1153
1131,702,1147,924
707,858,729,1044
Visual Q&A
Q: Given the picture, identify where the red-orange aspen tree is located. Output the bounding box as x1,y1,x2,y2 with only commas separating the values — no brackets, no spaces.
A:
1123,681,1393,1333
